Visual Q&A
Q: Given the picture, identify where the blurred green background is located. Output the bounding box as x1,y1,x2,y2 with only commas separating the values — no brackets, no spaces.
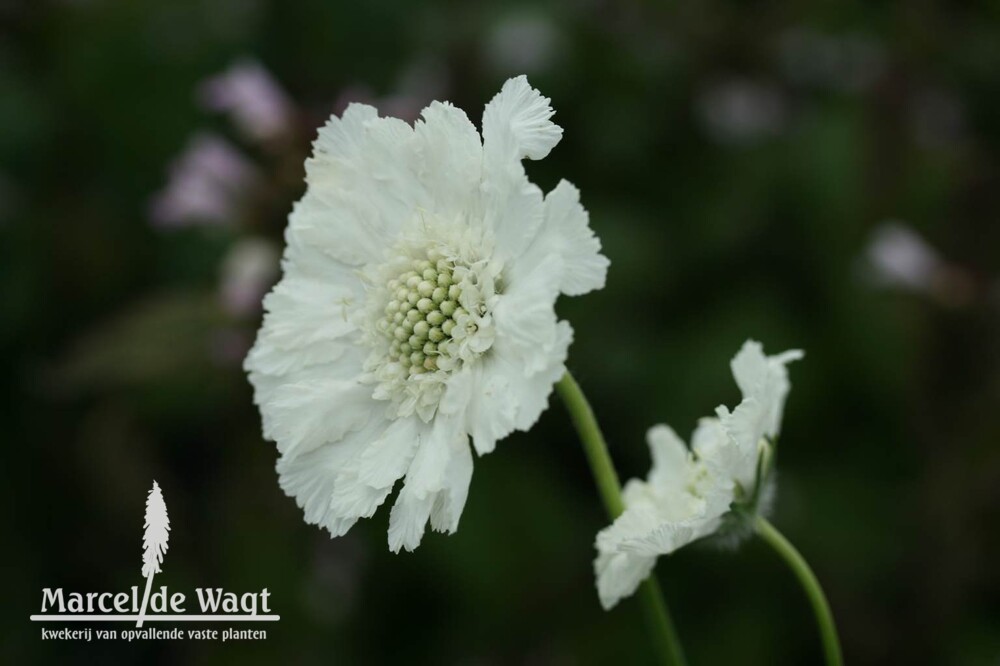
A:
3,1,999,664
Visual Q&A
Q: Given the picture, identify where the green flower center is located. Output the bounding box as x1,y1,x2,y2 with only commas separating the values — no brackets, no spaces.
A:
376,252,471,376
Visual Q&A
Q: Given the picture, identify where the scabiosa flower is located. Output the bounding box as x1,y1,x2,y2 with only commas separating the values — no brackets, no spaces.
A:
594,340,801,609
245,76,608,552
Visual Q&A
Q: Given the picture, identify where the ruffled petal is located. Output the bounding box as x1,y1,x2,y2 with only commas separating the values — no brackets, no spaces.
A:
357,416,423,489
481,76,559,262
482,76,563,162
542,180,608,296
715,399,769,492
387,485,435,553
617,515,717,559
413,101,483,219
508,180,608,298
247,348,374,460
646,424,693,492
244,273,356,377
492,251,563,374
730,339,803,438
441,363,517,456
405,415,464,499
387,414,472,552
594,549,657,611
506,321,572,432
429,437,474,534
294,106,426,266
276,416,388,536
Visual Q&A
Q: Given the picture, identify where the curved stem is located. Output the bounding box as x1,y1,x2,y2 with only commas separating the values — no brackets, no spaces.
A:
754,515,843,666
555,372,687,666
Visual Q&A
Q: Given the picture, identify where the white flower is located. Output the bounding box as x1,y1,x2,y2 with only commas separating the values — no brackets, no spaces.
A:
245,76,608,552
594,340,801,609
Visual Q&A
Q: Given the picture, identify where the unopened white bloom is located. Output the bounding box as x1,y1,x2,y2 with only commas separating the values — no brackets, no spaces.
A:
245,76,608,552
595,340,802,609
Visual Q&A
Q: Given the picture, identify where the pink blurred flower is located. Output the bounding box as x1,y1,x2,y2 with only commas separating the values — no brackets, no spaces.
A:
149,133,258,229
863,221,975,307
198,59,294,142
219,237,280,317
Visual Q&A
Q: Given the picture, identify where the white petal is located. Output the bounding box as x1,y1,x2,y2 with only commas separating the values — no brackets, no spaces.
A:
327,471,394,528
618,518,716,559
280,221,362,287
258,361,376,460
386,418,468,554
507,321,572,432
691,416,727,458
594,549,657,611
730,339,803,438
357,416,423,489
482,75,562,162
485,175,546,265
689,417,740,506
288,196,390,267
404,415,464,499
596,504,670,554
276,416,386,536
413,101,483,219
715,399,768,491
492,253,563,374
597,492,722,560
387,485,435,553
294,107,426,266
730,339,769,398
480,77,558,262
442,364,517,456
244,274,356,377
645,424,693,492
514,180,608,297
621,478,656,509
429,437,474,534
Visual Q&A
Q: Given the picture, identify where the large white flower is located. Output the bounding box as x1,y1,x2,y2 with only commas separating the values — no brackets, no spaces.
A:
594,340,802,609
245,76,608,552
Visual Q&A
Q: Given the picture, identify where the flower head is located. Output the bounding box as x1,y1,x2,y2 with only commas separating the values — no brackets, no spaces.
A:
245,76,608,552
594,340,801,609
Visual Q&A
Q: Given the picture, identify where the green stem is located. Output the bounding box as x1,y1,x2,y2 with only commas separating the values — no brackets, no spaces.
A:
754,515,843,666
555,372,687,666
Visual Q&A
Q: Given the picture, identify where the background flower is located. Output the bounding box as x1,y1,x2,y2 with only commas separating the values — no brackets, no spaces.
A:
595,341,800,610
148,133,259,229
198,59,295,144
